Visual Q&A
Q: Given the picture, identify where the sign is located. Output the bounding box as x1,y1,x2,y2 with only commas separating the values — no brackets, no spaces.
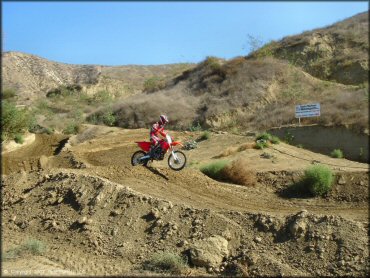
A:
295,103,320,118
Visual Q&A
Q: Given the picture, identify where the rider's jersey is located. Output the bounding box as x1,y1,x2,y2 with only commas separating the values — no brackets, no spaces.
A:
150,122,166,138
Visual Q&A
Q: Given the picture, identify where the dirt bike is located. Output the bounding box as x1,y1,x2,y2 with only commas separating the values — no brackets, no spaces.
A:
131,134,187,171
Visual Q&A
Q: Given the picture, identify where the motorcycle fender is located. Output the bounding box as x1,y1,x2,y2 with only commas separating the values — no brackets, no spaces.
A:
171,141,183,147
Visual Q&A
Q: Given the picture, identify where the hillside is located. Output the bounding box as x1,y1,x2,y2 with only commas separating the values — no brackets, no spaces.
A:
250,12,368,85
104,12,368,134
2,51,194,104
2,8,369,277
109,56,367,134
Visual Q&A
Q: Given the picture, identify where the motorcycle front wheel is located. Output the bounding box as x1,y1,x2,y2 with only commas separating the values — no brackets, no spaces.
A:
168,150,187,171
131,150,149,166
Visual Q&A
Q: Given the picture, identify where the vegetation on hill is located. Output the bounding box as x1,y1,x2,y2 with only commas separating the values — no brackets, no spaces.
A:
249,12,368,85
2,12,368,137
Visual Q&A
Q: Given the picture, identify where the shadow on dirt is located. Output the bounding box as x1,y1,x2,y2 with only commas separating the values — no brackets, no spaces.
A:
144,166,169,181
276,181,313,199
54,138,70,155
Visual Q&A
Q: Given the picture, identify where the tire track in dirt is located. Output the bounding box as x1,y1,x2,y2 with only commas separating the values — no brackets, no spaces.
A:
67,128,368,222
2,134,69,175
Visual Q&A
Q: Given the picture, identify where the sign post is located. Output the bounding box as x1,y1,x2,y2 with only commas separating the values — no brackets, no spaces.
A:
295,103,320,126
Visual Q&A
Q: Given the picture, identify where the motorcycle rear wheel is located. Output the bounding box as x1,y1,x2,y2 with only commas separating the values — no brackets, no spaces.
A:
168,150,187,171
131,150,148,166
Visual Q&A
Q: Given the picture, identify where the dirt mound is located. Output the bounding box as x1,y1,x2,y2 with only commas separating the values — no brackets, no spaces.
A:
2,171,368,276
257,170,369,203
1,134,83,175
2,127,369,276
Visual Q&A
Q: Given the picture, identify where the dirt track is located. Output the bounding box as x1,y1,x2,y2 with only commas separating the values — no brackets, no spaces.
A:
71,127,368,221
2,126,369,276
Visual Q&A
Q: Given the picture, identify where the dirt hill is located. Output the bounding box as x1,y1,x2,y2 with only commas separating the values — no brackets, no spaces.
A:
2,51,194,104
109,55,368,133
250,11,369,85
2,126,368,276
100,13,368,134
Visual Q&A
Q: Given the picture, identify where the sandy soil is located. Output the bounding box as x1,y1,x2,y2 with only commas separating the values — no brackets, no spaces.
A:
2,125,369,276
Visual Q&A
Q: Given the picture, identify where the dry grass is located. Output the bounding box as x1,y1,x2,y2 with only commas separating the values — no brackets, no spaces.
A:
221,158,257,186
96,39,367,133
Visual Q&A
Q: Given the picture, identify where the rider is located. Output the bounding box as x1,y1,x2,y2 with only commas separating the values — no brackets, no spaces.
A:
149,115,169,157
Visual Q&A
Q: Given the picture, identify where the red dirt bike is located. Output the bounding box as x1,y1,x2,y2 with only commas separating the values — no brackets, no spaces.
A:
131,134,187,171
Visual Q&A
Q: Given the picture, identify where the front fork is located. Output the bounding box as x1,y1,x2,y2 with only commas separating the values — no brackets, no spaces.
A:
170,146,179,162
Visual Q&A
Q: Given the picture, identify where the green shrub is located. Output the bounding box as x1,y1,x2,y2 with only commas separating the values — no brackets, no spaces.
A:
2,239,46,261
255,132,279,146
24,239,46,255
189,121,202,132
101,111,116,126
200,160,229,180
14,134,24,144
63,122,81,135
197,131,211,141
303,165,334,196
2,88,17,100
330,149,344,159
93,90,113,103
143,77,165,93
144,251,187,274
254,140,268,149
254,40,278,58
1,101,33,141
45,127,55,135
87,110,116,126
270,135,280,144
46,84,82,98
256,132,272,141
203,56,222,71
284,131,295,144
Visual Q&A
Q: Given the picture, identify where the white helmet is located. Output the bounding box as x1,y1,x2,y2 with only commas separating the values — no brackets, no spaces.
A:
159,114,169,125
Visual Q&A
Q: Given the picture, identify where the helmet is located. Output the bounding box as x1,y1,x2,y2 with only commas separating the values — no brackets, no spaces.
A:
159,114,169,125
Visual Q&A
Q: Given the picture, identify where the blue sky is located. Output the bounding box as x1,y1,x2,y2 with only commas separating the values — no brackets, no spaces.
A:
2,1,368,65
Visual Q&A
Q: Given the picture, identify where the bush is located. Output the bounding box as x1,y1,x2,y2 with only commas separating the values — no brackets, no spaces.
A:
221,158,257,186
24,239,46,255
63,122,81,135
189,121,202,132
101,111,116,126
330,149,344,158
144,251,187,274
2,88,16,100
254,140,268,149
256,132,280,144
143,77,165,93
93,90,113,103
197,131,211,141
256,132,272,141
200,160,229,180
87,109,116,126
270,135,280,144
14,134,24,144
2,239,46,261
1,101,33,141
203,56,222,71
303,165,334,196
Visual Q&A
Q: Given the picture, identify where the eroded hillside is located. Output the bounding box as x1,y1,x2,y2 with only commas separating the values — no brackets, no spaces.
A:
2,51,194,104
251,12,369,85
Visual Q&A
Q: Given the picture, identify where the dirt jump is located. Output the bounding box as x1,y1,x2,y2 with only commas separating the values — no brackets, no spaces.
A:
2,125,369,276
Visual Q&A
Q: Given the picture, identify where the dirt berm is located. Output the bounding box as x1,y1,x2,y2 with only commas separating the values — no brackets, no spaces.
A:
2,126,369,276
